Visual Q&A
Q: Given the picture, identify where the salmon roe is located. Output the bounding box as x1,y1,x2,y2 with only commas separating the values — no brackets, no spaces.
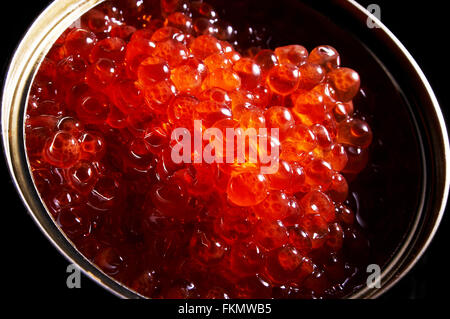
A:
26,0,373,299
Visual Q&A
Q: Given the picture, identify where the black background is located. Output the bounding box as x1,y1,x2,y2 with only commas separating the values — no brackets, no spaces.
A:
1,0,448,301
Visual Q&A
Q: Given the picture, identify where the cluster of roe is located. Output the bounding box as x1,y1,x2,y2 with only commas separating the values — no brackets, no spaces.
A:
25,0,373,299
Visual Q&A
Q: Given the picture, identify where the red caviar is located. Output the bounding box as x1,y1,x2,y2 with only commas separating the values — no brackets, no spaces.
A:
25,0,373,299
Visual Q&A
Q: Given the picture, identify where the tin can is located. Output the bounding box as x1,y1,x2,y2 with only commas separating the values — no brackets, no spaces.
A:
2,0,448,298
